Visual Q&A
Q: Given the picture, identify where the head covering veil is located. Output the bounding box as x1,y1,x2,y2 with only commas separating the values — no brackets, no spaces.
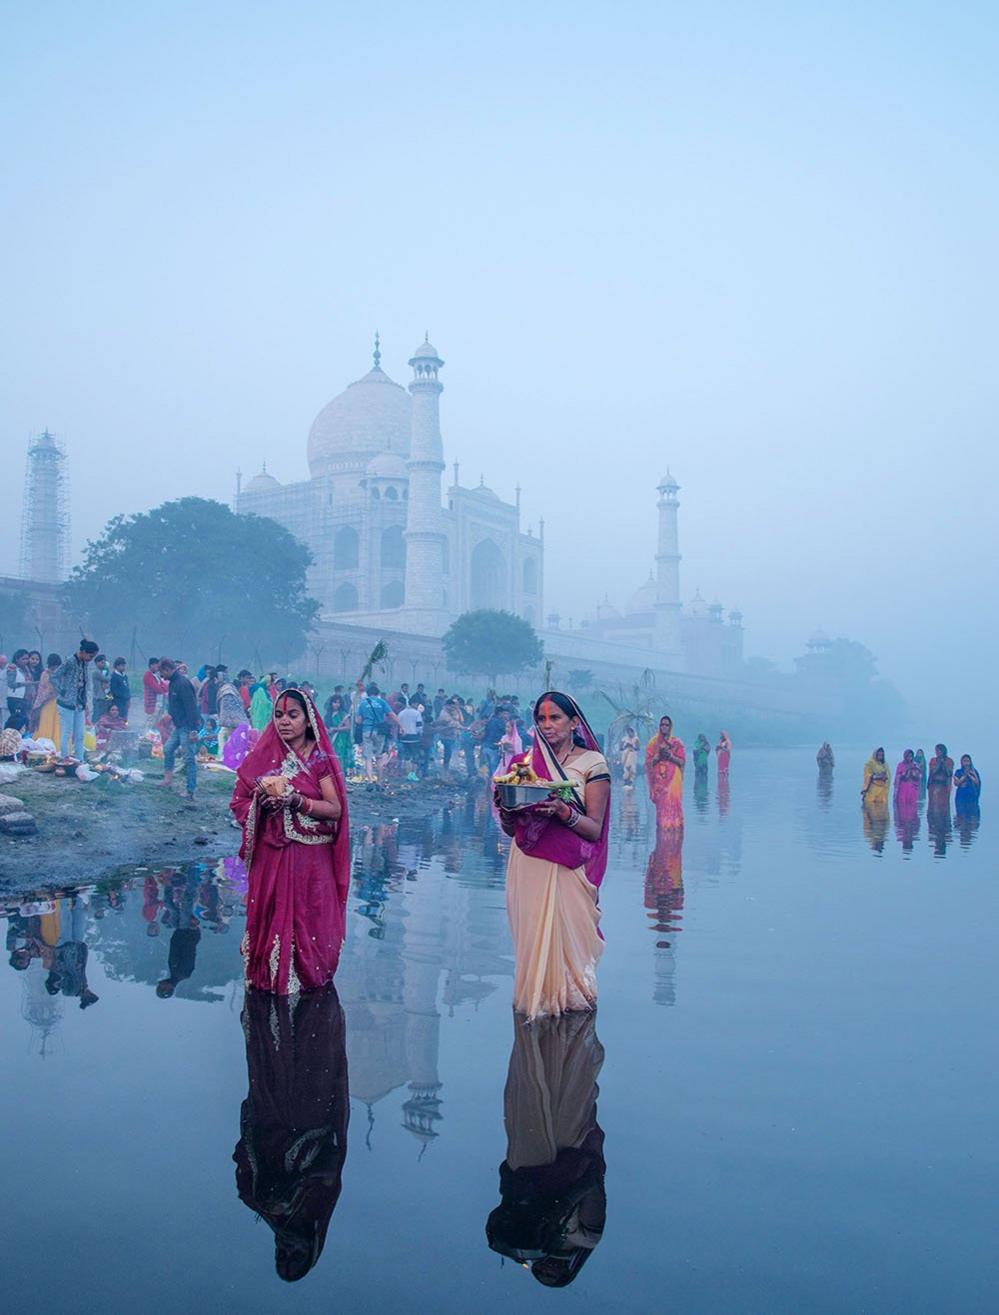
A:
513,691,610,889
233,689,349,905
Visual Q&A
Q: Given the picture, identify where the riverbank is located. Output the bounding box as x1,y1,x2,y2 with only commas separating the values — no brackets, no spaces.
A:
0,764,478,895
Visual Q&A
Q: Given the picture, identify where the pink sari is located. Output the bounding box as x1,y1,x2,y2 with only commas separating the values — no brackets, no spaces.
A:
230,689,349,995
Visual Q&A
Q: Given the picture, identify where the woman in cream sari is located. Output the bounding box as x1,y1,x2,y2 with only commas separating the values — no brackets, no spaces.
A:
496,692,611,1022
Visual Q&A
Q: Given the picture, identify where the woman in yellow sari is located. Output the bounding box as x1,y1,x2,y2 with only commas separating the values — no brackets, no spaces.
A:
862,747,891,808
30,653,63,744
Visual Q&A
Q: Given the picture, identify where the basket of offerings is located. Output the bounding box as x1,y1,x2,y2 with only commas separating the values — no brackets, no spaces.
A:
495,759,559,810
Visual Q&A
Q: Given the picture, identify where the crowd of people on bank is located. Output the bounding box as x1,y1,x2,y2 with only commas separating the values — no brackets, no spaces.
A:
1,644,548,799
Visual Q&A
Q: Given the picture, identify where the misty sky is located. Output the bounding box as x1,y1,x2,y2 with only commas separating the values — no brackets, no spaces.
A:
2,2,996,731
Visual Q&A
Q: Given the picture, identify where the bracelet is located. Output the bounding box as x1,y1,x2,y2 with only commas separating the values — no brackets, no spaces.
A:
565,807,580,828
301,795,311,816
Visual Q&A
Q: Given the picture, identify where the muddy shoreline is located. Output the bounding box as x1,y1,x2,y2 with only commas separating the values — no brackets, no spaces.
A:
0,763,480,896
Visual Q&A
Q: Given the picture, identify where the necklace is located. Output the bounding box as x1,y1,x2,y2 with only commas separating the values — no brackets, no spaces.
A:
556,743,575,765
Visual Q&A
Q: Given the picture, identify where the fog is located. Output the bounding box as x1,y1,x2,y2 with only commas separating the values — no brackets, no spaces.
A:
2,2,996,740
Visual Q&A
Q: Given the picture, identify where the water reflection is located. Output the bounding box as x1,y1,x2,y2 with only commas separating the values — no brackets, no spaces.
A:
487,1012,606,1288
234,985,349,1282
817,766,834,810
894,793,921,854
644,828,684,1007
955,802,981,850
7,893,99,1012
862,800,890,854
926,801,953,858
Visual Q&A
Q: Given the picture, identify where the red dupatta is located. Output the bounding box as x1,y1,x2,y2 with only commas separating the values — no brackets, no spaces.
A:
230,688,350,906
512,692,611,889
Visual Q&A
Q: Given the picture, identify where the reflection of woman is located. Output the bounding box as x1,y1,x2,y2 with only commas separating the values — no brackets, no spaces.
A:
646,715,685,829
487,1011,606,1289
861,748,890,807
618,727,639,786
716,730,732,775
496,692,610,1021
230,688,349,994
234,985,349,1282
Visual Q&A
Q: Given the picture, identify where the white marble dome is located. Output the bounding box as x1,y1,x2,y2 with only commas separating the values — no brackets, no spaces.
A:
307,364,411,476
245,466,280,493
365,451,408,481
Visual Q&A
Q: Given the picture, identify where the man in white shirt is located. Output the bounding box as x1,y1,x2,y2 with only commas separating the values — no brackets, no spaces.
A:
396,702,423,775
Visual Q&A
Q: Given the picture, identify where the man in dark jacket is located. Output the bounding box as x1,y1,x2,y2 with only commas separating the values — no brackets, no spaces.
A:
158,658,200,799
109,658,131,722
53,640,99,758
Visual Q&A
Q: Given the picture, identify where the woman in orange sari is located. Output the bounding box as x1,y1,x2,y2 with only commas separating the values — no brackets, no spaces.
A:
646,715,685,829
230,688,349,994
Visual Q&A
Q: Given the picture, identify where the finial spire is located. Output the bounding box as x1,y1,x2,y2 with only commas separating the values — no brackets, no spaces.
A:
373,331,381,369
425,330,429,343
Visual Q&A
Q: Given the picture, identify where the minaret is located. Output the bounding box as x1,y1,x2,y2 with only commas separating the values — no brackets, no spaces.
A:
654,472,683,666
403,335,448,631
19,430,69,583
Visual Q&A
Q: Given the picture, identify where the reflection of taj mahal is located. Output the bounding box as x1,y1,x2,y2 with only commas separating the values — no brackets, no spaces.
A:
237,335,543,637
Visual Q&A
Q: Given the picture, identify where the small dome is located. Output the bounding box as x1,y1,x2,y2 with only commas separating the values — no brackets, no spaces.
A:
658,469,679,490
365,451,408,481
687,589,709,619
307,363,411,476
410,338,442,361
245,467,280,493
627,571,657,615
596,595,621,621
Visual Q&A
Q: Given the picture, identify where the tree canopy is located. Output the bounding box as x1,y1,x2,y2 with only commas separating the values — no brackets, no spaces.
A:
442,610,543,683
64,498,319,665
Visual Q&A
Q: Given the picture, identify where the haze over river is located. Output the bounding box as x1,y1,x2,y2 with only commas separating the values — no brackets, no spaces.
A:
1,749,994,1313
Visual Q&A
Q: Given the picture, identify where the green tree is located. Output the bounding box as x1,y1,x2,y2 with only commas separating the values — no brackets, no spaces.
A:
64,498,319,663
443,610,543,685
568,668,595,691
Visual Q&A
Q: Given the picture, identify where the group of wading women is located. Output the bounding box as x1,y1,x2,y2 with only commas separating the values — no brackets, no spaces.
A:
229,686,658,1020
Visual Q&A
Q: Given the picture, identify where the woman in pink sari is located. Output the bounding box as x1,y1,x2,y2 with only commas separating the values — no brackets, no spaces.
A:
646,715,685,829
230,688,349,994
716,730,732,776
496,692,611,1022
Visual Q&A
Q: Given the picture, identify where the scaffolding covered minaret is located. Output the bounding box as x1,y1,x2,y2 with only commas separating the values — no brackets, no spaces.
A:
19,430,70,583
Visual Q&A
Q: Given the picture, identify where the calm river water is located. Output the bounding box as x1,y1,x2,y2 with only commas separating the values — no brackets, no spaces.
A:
1,749,994,1313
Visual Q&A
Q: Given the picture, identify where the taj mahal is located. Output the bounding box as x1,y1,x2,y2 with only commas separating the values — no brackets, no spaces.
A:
236,333,746,682
237,335,543,638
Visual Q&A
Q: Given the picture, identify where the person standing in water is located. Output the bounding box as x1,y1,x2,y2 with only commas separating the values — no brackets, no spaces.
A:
716,730,732,776
646,715,685,829
617,726,640,786
862,748,891,807
893,750,920,810
496,692,610,1022
927,744,954,810
230,688,349,994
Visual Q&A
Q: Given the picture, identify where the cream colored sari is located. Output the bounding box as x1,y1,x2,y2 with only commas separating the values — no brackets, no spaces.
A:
506,749,607,1020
